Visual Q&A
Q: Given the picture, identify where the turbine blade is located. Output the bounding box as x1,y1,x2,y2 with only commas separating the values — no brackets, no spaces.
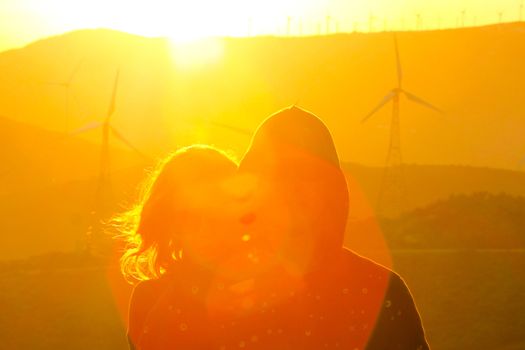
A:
208,121,252,136
106,68,120,120
67,59,84,85
518,156,525,168
43,59,84,87
69,121,103,135
403,90,444,114
394,35,403,88
361,91,396,123
70,90,89,120
110,126,152,161
44,81,67,87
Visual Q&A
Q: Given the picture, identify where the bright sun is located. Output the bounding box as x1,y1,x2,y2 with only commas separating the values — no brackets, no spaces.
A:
169,37,225,70
3,0,521,53
141,0,314,42
150,2,245,43
37,0,317,43
18,0,318,68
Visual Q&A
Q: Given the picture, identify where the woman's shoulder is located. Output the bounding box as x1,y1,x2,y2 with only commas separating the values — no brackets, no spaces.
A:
132,279,159,294
130,276,173,304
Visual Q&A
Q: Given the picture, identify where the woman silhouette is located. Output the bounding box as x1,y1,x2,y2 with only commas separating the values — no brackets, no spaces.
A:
117,145,256,349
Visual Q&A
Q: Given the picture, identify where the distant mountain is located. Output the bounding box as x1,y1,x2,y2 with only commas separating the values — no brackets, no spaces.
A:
0,24,525,259
0,25,525,169
2,114,525,260
343,192,525,267
342,162,525,219
378,192,525,250
0,116,149,259
0,115,148,194
343,166,525,264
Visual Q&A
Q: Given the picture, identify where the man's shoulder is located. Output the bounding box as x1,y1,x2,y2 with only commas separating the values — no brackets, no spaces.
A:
338,248,398,280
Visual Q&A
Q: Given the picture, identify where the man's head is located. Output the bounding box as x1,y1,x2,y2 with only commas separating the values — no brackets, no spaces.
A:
238,106,349,275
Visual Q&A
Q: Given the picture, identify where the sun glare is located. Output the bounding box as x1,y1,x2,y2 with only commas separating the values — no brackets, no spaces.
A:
18,0,319,45
169,37,225,70
2,0,524,53
154,2,244,43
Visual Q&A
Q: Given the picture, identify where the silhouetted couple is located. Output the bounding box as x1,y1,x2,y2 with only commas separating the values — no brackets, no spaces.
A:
118,106,429,349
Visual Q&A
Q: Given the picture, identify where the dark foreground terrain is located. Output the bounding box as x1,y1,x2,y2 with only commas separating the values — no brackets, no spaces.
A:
1,250,523,350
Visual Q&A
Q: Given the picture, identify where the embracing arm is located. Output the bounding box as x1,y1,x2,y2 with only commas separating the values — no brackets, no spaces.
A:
128,337,136,350
127,281,158,350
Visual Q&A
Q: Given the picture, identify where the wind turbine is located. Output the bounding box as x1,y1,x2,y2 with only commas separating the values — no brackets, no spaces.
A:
369,13,376,32
72,68,150,170
416,14,422,30
45,59,83,132
248,17,253,36
362,35,443,216
71,68,150,255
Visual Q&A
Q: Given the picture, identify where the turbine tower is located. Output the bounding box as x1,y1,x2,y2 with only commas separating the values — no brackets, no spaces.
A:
362,35,443,217
72,69,149,255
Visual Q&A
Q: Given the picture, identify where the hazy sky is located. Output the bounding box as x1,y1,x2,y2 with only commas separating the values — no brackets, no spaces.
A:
0,0,523,51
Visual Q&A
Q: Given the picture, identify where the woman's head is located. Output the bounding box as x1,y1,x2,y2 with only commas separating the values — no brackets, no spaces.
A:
239,106,349,275
117,145,238,283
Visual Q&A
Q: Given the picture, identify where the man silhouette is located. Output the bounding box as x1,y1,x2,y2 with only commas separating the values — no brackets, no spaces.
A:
235,105,430,350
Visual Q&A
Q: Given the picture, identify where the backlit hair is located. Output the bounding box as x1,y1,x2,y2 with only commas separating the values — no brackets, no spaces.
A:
114,145,237,284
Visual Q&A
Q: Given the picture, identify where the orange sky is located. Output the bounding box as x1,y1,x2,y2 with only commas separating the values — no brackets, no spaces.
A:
0,0,523,51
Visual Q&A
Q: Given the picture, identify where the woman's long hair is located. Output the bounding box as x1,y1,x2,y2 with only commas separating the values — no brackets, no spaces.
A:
114,145,237,284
